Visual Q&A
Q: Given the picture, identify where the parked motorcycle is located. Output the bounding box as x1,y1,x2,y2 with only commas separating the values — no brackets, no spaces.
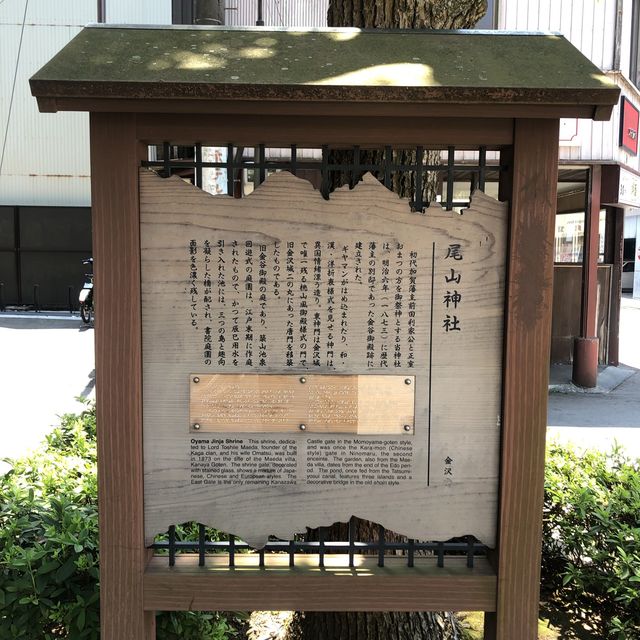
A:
79,258,94,324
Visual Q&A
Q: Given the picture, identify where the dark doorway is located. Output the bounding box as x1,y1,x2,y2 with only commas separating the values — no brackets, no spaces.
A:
0,206,91,310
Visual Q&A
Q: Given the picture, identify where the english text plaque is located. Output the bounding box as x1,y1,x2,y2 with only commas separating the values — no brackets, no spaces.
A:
189,373,415,434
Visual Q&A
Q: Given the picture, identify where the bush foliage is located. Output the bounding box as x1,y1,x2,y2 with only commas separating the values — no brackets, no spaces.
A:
0,405,238,639
2,406,640,639
542,443,640,639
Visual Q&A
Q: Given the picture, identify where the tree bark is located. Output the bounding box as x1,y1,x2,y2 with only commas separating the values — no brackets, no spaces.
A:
276,3,487,639
288,611,461,640
328,0,487,29
326,0,487,207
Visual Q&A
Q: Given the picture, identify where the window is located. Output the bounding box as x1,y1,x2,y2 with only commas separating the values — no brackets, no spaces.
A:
476,0,497,30
554,211,607,263
631,0,640,87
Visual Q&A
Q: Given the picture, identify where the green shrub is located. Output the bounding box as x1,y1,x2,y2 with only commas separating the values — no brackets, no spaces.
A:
6,407,639,639
0,404,238,640
542,443,640,639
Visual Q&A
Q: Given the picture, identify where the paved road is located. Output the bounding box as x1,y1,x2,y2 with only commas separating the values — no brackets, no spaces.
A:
0,313,94,462
0,298,638,463
547,299,640,457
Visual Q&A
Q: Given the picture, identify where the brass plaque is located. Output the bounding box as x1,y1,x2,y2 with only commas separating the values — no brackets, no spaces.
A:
189,374,415,434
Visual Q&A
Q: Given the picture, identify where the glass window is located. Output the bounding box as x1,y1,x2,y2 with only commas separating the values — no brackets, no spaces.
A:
554,211,607,263
172,0,192,25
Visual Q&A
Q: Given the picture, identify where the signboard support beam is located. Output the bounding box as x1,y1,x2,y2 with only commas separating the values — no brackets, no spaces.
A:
492,119,559,640
90,112,156,640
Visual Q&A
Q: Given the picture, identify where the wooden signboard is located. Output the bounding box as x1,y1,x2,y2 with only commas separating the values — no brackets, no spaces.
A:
141,169,507,548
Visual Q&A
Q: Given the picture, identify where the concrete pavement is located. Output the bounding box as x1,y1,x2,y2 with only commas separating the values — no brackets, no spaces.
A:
547,370,640,456
0,312,95,463
0,296,638,465
547,296,640,457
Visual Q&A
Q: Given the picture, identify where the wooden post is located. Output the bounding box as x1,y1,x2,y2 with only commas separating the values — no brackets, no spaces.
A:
90,112,155,640
493,119,559,640
573,165,602,388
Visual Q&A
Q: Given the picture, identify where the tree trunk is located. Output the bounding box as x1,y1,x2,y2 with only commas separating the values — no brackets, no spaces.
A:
277,3,487,639
326,0,487,207
288,611,461,640
328,0,487,30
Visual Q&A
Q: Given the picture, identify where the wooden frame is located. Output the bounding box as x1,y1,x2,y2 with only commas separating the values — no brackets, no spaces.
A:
90,112,558,640
91,112,156,639
135,113,514,147
145,556,497,612
488,119,559,637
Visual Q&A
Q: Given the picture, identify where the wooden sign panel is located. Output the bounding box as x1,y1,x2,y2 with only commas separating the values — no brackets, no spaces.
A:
141,169,507,548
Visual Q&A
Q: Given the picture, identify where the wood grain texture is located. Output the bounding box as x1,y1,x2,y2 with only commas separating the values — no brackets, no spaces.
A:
134,113,514,146
138,113,514,146
90,113,155,639
190,374,415,434
144,555,497,612
496,119,560,640
141,169,507,549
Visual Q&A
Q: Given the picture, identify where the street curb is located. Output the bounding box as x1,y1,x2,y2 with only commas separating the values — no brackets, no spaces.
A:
549,366,636,395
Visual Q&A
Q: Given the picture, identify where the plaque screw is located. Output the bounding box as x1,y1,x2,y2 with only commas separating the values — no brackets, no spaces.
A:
403,424,412,432
193,377,200,384
404,378,412,385
299,376,307,384
193,423,201,430
299,424,307,431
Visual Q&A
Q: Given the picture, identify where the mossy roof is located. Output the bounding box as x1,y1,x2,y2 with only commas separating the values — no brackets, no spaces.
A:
30,26,619,117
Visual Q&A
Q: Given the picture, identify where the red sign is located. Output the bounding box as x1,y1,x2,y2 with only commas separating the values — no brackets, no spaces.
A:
620,96,639,155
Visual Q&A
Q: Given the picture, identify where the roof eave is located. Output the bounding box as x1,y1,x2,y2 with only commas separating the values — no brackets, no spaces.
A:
30,79,619,121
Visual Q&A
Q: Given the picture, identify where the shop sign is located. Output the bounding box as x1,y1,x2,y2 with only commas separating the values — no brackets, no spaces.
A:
620,96,639,155
618,167,640,208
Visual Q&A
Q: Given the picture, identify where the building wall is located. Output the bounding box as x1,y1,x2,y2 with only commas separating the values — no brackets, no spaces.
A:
5,0,636,210
225,0,327,28
499,0,617,70
0,0,94,207
499,0,640,171
105,0,171,24
0,0,171,208
4,0,639,209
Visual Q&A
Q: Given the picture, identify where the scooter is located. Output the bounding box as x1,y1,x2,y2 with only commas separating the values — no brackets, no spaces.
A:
79,258,94,324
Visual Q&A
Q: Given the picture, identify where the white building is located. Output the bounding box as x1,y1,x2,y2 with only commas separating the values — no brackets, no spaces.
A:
0,0,172,308
498,0,640,301
2,0,640,311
